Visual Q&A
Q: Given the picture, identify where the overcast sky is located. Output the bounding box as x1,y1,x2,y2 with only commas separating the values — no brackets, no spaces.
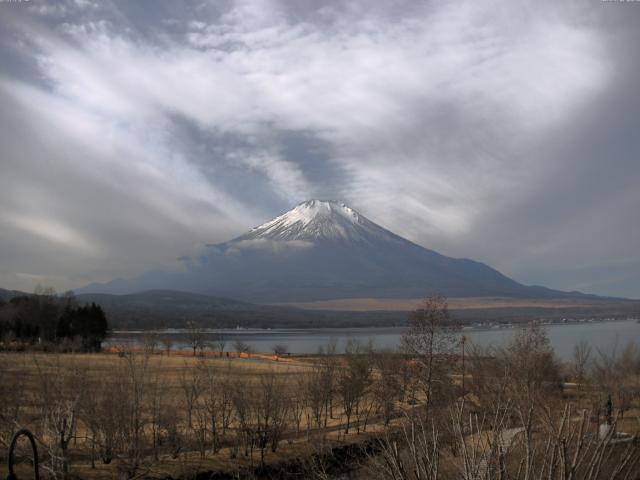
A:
1,0,639,298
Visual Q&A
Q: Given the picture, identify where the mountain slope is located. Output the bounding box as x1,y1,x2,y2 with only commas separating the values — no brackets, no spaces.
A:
77,200,602,302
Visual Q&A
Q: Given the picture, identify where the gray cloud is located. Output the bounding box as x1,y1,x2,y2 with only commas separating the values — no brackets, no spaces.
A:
0,0,638,298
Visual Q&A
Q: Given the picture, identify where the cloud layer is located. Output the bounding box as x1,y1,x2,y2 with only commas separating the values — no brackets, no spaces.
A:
1,0,639,297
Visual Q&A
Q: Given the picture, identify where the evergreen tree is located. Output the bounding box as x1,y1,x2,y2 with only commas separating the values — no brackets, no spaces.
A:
0,291,109,351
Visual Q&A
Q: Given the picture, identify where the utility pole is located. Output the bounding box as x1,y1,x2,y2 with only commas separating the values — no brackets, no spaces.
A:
461,335,466,398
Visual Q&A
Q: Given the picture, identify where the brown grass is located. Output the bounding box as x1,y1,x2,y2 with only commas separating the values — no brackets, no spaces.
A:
0,351,392,479
275,296,625,311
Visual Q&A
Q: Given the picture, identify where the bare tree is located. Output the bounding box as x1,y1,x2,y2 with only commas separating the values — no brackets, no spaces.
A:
202,361,234,454
230,376,256,463
255,371,289,462
118,350,152,478
289,376,307,435
192,369,210,459
338,339,372,434
317,341,338,425
305,369,323,433
572,339,592,384
402,295,459,410
211,329,226,357
186,321,205,356
273,343,289,357
92,367,127,465
465,343,510,415
161,336,174,356
374,397,640,480
179,360,204,431
373,350,402,426
79,377,101,469
34,355,86,479
592,342,640,422
147,364,167,461
233,339,252,357
502,322,561,408
142,332,159,355
0,356,26,449
156,396,183,459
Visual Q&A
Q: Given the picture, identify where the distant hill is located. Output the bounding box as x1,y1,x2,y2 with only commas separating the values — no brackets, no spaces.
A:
0,288,28,302
77,290,640,330
3,287,638,329
75,289,408,329
77,200,612,303
76,289,248,311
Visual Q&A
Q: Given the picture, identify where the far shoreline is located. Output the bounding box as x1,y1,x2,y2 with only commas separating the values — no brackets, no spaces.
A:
109,316,638,335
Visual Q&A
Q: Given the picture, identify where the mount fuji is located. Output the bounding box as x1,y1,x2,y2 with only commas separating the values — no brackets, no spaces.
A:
78,200,595,302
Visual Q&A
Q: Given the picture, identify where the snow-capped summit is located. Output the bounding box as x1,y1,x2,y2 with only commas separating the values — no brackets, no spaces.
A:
259,200,361,227
236,200,398,243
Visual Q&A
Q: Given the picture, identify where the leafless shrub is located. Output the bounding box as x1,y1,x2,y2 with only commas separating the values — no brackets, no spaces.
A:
273,343,289,357
201,360,234,454
402,295,459,411
572,340,592,384
211,329,227,357
186,321,205,356
374,398,640,480
373,351,403,426
0,356,26,450
161,336,174,356
338,339,373,435
233,339,252,356
34,355,86,479
117,350,152,478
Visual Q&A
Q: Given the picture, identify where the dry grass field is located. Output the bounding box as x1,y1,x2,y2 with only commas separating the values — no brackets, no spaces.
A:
278,296,635,311
2,317,639,480
0,349,409,479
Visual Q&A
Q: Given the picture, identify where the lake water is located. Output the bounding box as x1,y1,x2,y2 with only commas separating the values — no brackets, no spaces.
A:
106,319,640,361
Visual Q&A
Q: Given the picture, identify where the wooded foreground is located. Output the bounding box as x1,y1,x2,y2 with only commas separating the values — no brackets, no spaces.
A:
1,297,639,479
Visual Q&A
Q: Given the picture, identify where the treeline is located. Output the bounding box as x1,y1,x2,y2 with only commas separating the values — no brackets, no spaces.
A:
0,287,108,351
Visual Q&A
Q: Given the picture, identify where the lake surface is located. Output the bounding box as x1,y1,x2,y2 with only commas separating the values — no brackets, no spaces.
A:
106,319,640,361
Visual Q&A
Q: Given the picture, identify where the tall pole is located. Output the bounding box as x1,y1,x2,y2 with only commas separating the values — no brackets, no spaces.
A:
461,335,466,398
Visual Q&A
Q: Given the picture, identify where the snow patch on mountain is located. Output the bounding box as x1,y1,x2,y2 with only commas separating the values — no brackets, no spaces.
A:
235,200,401,244
253,200,360,230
